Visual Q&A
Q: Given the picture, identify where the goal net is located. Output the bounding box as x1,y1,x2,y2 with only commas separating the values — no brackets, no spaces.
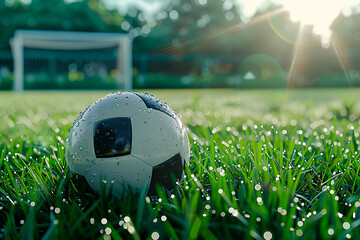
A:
11,30,132,91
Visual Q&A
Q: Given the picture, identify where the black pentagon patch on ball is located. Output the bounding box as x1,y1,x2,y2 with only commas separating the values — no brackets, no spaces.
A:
148,153,183,196
135,92,175,118
94,117,131,158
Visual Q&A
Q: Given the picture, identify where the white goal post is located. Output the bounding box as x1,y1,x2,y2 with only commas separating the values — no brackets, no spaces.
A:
10,30,132,91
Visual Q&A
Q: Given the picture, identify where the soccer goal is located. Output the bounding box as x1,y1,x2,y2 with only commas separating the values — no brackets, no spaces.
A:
11,30,132,91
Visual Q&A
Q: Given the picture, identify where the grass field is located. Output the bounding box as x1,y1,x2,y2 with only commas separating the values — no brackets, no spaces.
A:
1,88,360,239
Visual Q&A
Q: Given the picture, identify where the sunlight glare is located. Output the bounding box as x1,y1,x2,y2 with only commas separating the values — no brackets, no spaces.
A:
276,0,360,48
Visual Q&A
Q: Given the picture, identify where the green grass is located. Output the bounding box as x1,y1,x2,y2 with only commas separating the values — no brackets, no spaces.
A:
1,88,360,239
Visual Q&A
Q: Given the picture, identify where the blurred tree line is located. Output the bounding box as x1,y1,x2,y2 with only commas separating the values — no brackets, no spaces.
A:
2,0,359,55
0,0,142,50
1,0,360,88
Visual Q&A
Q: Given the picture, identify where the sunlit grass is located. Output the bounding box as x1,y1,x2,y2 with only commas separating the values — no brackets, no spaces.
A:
1,89,360,239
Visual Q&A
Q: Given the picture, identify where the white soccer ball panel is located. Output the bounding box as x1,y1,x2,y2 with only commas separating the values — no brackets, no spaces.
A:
131,109,183,166
84,155,153,195
66,114,95,176
170,115,190,166
89,92,148,121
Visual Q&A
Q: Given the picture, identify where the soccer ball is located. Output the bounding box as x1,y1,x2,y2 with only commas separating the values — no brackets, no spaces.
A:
65,92,190,196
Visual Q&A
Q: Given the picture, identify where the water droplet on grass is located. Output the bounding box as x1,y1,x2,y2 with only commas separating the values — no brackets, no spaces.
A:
54,207,60,214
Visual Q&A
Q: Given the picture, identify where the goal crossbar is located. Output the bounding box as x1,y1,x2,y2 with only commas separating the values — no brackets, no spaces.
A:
10,30,133,91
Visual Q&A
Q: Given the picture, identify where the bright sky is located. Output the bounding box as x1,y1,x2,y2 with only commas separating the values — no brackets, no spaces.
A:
272,0,360,46
244,0,360,47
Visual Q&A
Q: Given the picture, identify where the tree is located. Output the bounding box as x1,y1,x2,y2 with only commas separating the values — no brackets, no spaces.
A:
134,0,243,54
